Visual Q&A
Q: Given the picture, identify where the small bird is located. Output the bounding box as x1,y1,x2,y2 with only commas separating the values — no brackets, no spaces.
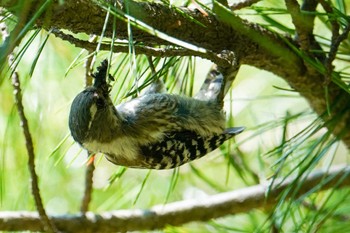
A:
69,60,244,169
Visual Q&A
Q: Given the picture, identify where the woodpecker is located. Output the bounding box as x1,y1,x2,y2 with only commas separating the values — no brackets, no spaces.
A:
69,60,244,169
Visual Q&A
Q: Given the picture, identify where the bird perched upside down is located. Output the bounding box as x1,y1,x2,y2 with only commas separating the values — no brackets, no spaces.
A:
69,60,244,169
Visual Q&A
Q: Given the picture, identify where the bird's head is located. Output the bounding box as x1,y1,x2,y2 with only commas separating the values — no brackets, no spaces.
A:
68,59,115,145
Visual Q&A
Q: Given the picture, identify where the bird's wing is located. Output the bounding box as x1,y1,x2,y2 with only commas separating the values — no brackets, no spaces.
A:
139,129,241,169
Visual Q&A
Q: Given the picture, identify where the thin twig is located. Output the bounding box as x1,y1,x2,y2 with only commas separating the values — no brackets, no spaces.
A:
230,0,261,10
10,61,58,233
50,28,233,68
80,154,95,214
319,0,350,83
84,35,98,87
80,40,97,214
285,0,314,52
283,0,326,78
146,56,156,75
284,0,325,64
0,165,349,232
327,24,350,64
0,15,58,233
300,0,326,62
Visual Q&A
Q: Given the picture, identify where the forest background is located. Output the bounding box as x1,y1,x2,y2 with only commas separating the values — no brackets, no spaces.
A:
0,0,350,232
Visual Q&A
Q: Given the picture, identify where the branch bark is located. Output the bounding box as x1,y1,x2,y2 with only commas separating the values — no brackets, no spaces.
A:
0,165,349,232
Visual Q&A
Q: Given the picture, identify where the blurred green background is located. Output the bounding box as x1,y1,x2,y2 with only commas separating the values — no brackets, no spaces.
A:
1,0,350,232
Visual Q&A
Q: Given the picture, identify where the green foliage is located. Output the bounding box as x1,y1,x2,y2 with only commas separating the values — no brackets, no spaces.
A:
0,0,349,232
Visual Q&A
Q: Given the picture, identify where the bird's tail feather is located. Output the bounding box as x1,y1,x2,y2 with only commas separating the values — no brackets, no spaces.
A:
224,127,245,135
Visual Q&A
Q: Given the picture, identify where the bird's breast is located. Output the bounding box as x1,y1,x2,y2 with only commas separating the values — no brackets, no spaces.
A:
83,137,141,165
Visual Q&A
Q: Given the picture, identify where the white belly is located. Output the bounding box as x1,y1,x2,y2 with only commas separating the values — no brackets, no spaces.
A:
83,137,140,162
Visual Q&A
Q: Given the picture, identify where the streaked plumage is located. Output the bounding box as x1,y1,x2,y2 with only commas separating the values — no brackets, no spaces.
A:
69,60,244,169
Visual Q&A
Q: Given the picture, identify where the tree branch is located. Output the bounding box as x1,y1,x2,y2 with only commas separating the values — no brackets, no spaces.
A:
230,0,261,10
9,58,58,233
3,0,303,75
285,0,312,51
80,154,95,214
1,13,58,233
319,0,350,84
80,43,98,214
0,165,349,232
50,28,234,68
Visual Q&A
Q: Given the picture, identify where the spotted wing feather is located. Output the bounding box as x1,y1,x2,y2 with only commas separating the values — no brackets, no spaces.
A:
140,127,244,169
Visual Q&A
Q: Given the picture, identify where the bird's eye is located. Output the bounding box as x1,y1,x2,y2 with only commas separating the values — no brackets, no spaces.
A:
96,97,105,108
92,92,105,108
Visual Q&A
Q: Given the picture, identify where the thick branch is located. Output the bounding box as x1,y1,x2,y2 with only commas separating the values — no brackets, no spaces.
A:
0,165,349,232
2,0,303,75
